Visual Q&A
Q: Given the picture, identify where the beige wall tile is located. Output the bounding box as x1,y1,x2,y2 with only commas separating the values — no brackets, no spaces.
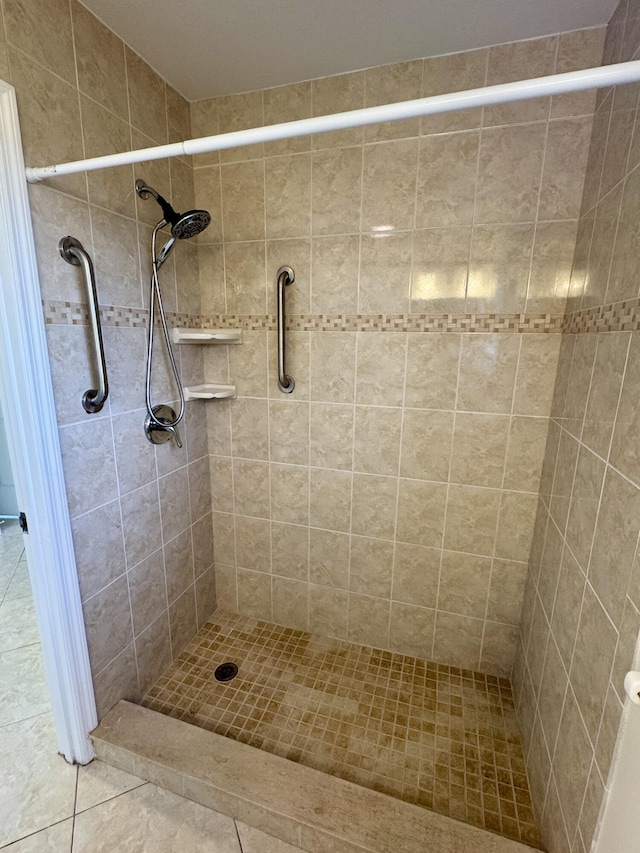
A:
410,228,469,313
421,48,487,134
361,139,418,232
233,459,270,518
351,473,397,540
310,332,356,403
72,0,128,120
309,529,349,589
514,335,562,417
235,516,271,573
495,491,538,562
358,232,412,314
237,568,271,618
220,161,265,241
526,220,578,314
551,28,605,119
349,536,394,598
504,416,549,493
389,602,435,658
539,118,593,220
353,406,402,476
272,576,308,630
308,584,348,638
81,96,135,219
608,164,640,303
263,81,312,156
392,542,440,608
217,90,264,163
269,400,309,465
479,622,518,677
457,334,519,414
400,409,453,482
416,132,479,228
230,398,269,460
271,522,308,581
475,123,546,224
404,335,461,410
444,485,500,557
396,479,446,548
355,333,406,407
438,551,491,618
125,47,166,144
311,148,362,236
265,154,311,239
364,60,422,142
309,403,354,470
311,70,365,149
310,468,352,532
270,463,309,526
194,167,223,244
5,0,75,83
433,612,483,669
311,235,360,313
487,560,527,625
450,413,509,488
484,36,557,127
10,47,87,199
347,594,390,647
467,223,535,313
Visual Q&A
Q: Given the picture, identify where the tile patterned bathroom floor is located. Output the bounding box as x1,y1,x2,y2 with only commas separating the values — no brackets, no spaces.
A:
142,609,540,848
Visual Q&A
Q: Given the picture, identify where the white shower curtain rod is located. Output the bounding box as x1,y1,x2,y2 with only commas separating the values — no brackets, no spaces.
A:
25,59,640,184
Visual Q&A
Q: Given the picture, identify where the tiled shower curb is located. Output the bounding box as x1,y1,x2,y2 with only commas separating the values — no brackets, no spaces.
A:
92,701,538,853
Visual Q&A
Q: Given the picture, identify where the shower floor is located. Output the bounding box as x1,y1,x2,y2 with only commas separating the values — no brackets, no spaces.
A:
142,609,539,848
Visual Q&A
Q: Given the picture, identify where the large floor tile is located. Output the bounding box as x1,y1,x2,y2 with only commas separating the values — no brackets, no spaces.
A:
5,561,32,600
0,643,49,727
236,823,303,853
72,783,242,852
0,597,39,651
0,713,77,847
75,759,145,813
3,818,73,851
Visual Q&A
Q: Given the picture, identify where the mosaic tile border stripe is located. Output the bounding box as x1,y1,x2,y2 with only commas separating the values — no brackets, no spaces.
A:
563,297,640,333
42,300,564,333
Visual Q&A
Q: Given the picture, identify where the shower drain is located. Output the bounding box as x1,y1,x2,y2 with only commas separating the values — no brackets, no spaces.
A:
214,662,239,682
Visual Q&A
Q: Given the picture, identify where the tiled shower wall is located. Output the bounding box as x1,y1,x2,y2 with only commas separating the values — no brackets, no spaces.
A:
194,29,604,677
513,1,640,851
2,0,215,716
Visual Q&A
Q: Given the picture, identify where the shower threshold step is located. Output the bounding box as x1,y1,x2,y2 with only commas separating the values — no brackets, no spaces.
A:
92,701,538,853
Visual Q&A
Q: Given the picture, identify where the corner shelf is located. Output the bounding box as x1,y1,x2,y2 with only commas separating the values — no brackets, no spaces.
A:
171,328,242,345
183,384,236,402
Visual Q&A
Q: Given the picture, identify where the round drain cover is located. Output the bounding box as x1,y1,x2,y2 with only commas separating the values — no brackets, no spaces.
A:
214,662,238,682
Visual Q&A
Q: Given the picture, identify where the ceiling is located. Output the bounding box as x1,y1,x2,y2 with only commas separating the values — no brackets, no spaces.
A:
80,0,619,101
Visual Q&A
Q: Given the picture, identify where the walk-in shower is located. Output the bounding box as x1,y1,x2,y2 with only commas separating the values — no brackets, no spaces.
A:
136,179,211,446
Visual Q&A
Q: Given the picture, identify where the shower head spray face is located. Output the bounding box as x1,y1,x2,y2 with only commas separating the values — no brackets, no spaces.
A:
170,209,211,239
135,179,211,240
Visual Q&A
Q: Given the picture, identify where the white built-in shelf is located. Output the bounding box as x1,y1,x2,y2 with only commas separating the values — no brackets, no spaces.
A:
184,384,236,402
171,328,242,345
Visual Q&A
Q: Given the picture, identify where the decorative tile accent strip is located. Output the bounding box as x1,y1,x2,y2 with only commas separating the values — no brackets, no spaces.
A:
202,312,564,334
42,300,564,333
563,297,640,333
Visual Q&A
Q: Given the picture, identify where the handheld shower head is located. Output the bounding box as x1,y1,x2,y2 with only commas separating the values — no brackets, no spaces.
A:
135,179,211,239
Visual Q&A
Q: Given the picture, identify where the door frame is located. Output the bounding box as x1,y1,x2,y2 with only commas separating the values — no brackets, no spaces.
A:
0,79,96,763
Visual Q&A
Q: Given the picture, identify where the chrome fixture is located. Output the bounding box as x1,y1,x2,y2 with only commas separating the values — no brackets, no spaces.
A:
276,266,295,394
136,179,211,445
144,404,183,448
58,236,109,413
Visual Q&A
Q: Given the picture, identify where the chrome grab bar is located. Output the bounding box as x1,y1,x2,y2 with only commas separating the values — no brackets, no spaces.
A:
277,265,295,394
59,236,109,414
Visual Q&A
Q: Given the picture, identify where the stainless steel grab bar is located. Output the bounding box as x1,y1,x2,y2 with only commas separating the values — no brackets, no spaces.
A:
277,265,295,394
59,236,109,413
